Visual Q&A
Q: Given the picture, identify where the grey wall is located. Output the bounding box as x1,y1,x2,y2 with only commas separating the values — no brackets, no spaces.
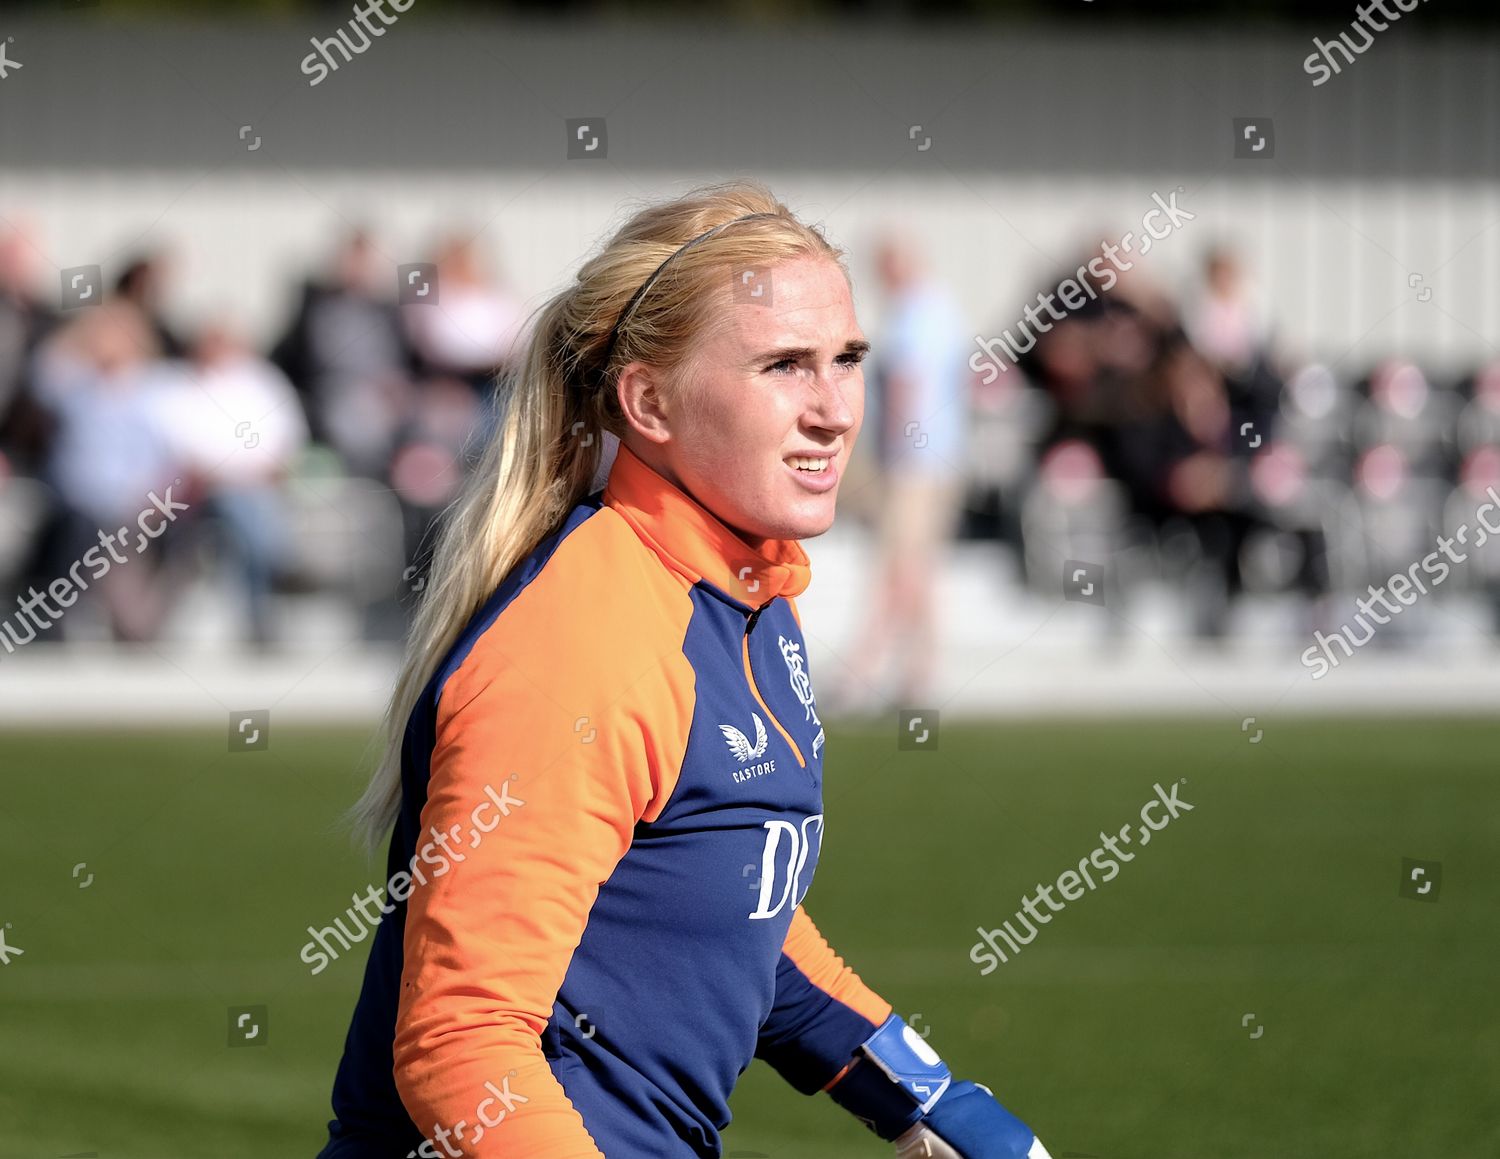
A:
0,18,1495,178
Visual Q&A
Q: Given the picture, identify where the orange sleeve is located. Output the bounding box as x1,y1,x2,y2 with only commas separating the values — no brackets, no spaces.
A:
392,543,695,1156
783,906,892,1030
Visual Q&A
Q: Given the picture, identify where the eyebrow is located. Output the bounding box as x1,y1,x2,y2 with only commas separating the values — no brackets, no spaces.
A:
749,339,872,365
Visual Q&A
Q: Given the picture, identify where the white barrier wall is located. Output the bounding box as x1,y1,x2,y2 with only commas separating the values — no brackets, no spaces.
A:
2,171,1495,375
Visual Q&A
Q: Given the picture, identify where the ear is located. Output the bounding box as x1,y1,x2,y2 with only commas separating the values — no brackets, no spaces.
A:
616,360,674,445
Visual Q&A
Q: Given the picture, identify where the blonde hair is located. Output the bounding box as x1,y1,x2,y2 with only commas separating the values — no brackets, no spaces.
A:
349,180,846,851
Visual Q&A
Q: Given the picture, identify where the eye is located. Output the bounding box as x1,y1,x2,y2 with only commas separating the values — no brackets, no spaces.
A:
763,351,867,375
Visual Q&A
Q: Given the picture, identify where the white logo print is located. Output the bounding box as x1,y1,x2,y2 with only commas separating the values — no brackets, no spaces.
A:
720,713,768,763
748,813,824,920
779,635,825,758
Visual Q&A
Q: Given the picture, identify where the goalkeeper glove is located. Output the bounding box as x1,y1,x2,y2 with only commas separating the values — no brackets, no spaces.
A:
828,1014,1052,1159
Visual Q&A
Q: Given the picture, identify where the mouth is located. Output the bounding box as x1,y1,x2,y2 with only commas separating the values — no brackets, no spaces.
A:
783,451,839,492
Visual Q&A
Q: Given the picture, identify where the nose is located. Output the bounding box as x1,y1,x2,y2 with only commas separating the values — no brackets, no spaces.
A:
805,366,857,435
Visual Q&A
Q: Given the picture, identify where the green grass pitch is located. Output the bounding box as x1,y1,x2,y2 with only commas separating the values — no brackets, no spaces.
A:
1,716,1495,1157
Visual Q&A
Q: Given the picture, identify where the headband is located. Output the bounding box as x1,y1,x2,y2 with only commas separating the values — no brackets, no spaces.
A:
592,211,781,388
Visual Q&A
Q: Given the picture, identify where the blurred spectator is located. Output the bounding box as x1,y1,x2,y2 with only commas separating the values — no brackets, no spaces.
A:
1109,340,1236,521
387,376,483,602
156,316,309,647
1018,243,1171,449
1022,250,1284,634
401,232,529,397
270,227,417,477
0,220,60,475
114,251,188,360
1185,245,1267,377
1103,311,1252,633
1184,245,1283,455
26,301,180,642
838,229,967,709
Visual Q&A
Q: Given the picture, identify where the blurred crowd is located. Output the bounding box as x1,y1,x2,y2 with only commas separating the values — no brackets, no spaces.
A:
0,225,524,648
963,241,1500,641
1,218,1497,668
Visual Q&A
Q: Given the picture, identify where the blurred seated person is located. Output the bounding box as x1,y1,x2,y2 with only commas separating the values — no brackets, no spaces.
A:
400,233,529,399
157,316,309,647
27,301,180,642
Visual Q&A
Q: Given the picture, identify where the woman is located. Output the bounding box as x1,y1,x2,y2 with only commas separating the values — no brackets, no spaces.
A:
316,182,1051,1159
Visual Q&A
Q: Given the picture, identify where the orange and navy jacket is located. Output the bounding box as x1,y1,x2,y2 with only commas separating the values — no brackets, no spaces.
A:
317,441,892,1158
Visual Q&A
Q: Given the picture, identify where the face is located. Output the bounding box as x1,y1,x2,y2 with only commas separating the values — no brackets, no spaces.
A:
623,254,866,546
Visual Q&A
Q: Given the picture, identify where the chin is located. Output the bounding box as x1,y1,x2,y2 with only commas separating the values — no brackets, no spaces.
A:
765,505,839,543
796,510,839,539
717,483,839,545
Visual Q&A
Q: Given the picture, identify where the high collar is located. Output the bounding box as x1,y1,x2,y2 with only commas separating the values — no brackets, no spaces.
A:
603,441,811,608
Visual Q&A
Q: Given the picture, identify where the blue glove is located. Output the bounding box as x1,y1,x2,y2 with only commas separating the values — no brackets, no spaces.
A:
827,1015,1050,1159
893,1081,1051,1159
